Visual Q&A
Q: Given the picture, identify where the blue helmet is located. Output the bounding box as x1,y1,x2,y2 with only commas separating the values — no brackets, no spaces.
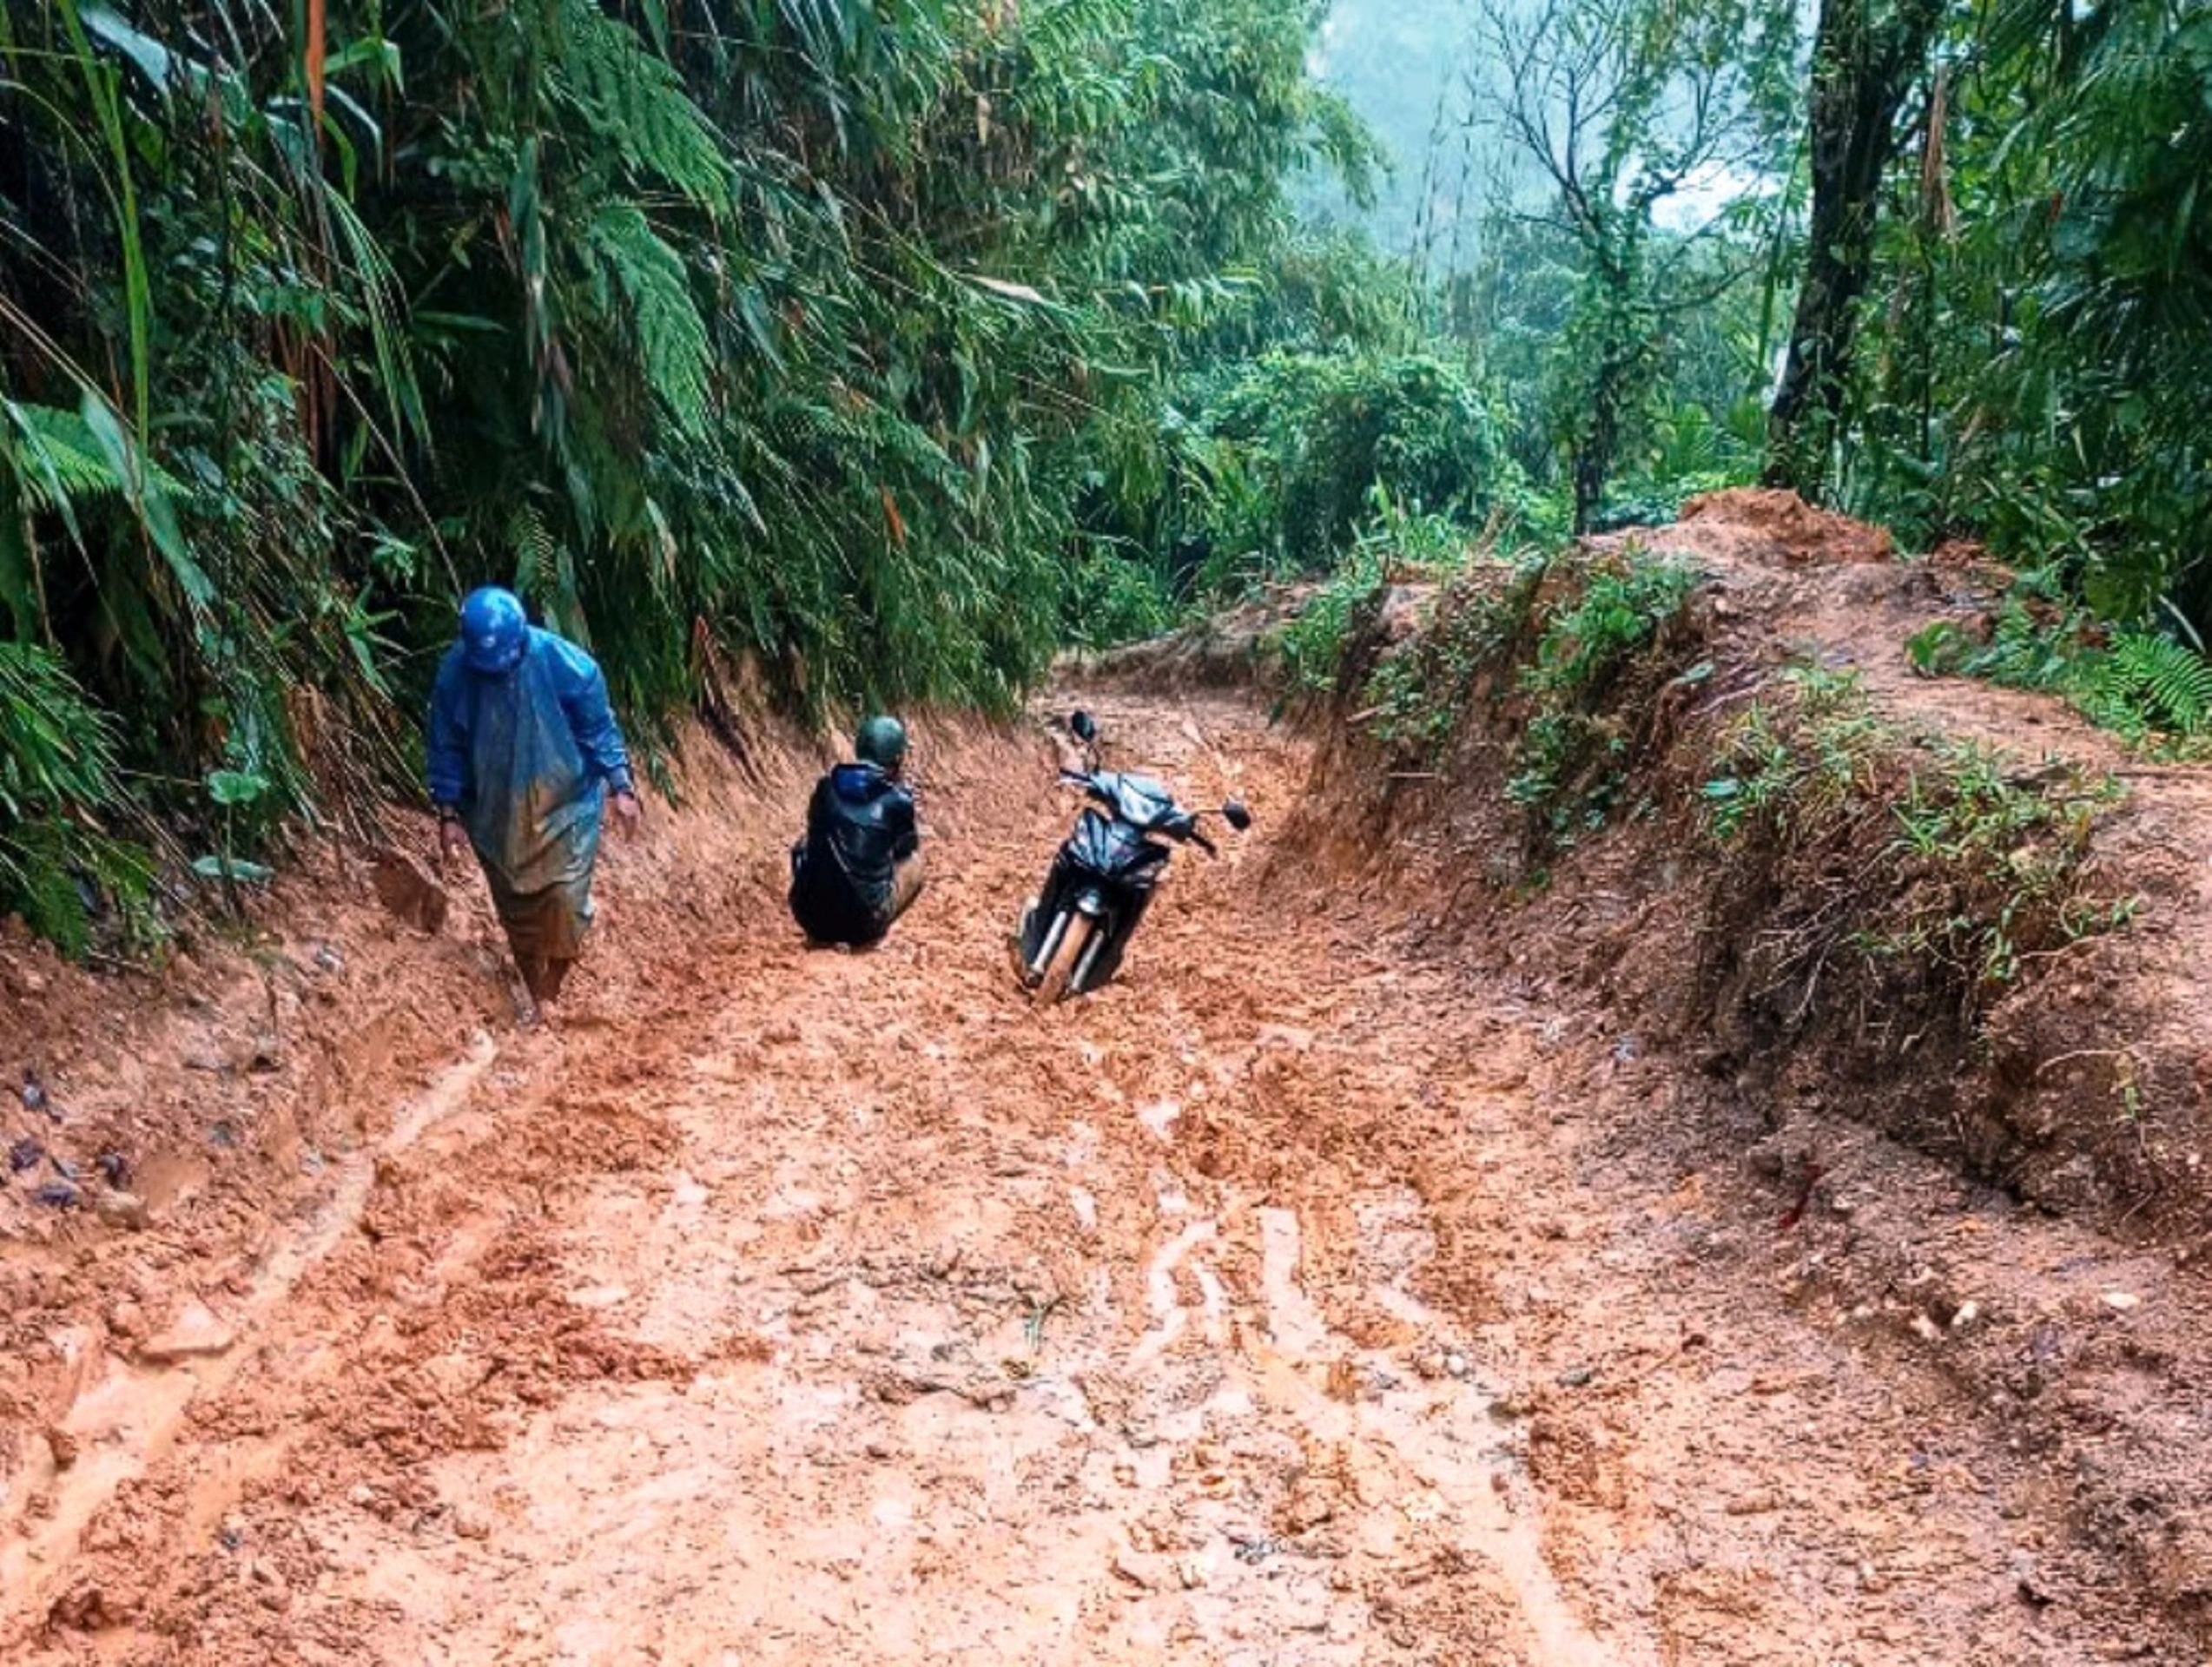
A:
459,587,528,675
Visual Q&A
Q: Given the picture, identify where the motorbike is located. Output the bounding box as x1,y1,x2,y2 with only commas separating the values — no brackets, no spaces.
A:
1014,711,1252,1003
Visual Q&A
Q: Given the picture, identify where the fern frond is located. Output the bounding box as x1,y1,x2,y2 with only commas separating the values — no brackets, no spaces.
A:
2099,630,2212,737
0,641,122,820
3,402,128,513
586,204,714,437
556,0,730,213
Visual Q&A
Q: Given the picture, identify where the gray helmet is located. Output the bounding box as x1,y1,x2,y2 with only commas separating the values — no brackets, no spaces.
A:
855,714,908,771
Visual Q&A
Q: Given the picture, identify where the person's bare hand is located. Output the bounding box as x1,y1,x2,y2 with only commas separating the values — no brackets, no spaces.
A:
612,790,644,840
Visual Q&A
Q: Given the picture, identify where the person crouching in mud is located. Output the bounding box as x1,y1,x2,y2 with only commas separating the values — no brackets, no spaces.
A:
789,715,923,948
427,587,641,1023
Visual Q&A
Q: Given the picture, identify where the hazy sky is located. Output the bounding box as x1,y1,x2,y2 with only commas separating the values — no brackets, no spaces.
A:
1305,0,1805,263
1304,0,1477,257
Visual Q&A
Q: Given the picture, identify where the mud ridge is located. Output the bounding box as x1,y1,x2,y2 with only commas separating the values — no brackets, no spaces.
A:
1291,487,2212,1657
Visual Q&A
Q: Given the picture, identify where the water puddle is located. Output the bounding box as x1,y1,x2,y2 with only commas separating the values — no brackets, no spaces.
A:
1130,1217,1218,1368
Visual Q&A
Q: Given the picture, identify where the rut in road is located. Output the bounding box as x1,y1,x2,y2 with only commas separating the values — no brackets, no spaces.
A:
17,692,2103,1664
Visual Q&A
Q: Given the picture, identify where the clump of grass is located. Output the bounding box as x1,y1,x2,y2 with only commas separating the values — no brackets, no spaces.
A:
1499,551,1700,847
1356,541,1702,853
1271,501,1478,699
1701,663,2130,1004
1360,549,1548,748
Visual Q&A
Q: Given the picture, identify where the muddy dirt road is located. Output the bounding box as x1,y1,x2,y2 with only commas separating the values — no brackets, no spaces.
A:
5,693,2180,1664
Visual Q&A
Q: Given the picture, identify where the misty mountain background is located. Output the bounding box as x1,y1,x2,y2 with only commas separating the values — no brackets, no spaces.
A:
1302,0,1493,265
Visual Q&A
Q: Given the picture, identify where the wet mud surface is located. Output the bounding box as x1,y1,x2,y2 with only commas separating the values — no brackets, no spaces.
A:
5,691,2206,1663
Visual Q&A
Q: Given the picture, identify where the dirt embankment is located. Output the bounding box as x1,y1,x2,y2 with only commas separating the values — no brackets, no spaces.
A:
1075,583,1321,697
1303,488,2212,1237
1292,486,2212,1642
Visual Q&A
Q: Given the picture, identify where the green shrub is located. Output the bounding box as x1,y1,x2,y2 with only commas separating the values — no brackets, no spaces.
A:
1192,351,1508,582
1907,582,2212,752
0,645,153,958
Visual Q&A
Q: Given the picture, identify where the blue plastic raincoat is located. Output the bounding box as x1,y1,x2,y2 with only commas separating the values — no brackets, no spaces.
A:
426,627,633,962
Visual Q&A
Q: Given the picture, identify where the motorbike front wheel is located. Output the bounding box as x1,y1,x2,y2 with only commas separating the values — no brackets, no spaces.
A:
1033,911,1094,1005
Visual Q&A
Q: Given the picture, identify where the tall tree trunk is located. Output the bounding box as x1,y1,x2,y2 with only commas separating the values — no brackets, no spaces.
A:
1764,0,1945,500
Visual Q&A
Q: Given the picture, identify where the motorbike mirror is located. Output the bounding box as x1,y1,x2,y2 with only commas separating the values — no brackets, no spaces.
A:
1222,799,1253,832
1070,710,1098,743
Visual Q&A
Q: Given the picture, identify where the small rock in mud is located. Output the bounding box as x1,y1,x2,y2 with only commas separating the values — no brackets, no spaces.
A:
451,1505,493,1541
34,1179,80,1209
95,1150,129,1187
9,1135,44,1173
2101,1291,2142,1313
1281,1481,1336,1533
135,1301,236,1363
44,1426,77,1470
22,1068,55,1119
371,847,450,934
92,1189,150,1230
1112,1548,1170,1592
1555,1365,1596,1388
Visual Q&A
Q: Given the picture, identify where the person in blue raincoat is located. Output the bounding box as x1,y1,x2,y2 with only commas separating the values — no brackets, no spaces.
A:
427,588,641,1017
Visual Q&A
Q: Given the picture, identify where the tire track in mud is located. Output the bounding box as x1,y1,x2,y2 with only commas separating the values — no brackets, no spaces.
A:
12,692,2151,1664
0,1036,502,1646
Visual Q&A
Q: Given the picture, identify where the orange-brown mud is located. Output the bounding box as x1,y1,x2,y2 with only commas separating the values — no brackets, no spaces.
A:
4,671,2210,1661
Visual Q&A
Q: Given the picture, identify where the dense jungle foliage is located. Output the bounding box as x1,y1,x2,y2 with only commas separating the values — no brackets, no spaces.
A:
3,0,2210,953
0,0,1384,947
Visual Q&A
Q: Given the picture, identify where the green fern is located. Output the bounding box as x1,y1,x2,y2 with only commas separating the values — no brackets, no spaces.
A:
509,501,590,643
0,643,149,959
586,204,714,438
0,641,121,820
3,402,127,513
2090,631,2212,739
556,0,730,213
